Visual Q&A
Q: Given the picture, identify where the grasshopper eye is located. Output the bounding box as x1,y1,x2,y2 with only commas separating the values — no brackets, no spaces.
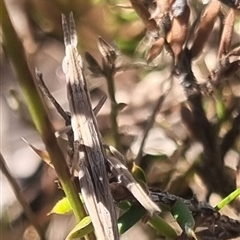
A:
62,56,69,74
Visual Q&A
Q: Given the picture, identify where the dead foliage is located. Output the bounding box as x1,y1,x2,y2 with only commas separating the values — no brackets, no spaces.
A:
1,0,240,240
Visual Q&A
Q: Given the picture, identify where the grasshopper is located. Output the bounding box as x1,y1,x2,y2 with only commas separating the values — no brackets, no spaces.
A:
62,13,119,240
61,13,160,240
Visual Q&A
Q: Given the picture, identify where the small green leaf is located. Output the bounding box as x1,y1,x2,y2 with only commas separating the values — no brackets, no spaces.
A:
171,200,195,235
215,188,240,211
118,204,146,234
215,93,226,121
49,197,72,215
117,200,131,210
131,163,147,183
66,216,93,239
185,225,199,240
49,194,85,215
148,215,177,239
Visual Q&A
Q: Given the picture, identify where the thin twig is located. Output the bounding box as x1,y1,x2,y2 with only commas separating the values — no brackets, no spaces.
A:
105,72,122,151
135,77,172,165
98,37,122,151
0,153,46,240
35,69,71,125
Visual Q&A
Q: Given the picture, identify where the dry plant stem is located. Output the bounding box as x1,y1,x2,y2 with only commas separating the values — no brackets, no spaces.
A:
150,188,240,238
1,2,90,239
0,153,45,240
129,0,157,32
178,49,236,197
193,110,235,197
97,37,121,151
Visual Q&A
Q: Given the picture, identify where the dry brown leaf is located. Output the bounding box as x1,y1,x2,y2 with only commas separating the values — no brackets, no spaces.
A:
151,0,175,20
227,45,240,57
146,37,165,63
167,4,190,64
190,0,221,59
22,138,53,168
218,9,235,59
129,0,158,32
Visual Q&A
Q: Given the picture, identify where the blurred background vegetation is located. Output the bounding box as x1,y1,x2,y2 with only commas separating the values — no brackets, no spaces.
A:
1,0,240,239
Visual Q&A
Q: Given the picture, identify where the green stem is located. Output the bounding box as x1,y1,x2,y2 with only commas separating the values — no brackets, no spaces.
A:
1,2,93,239
105,72,121,151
